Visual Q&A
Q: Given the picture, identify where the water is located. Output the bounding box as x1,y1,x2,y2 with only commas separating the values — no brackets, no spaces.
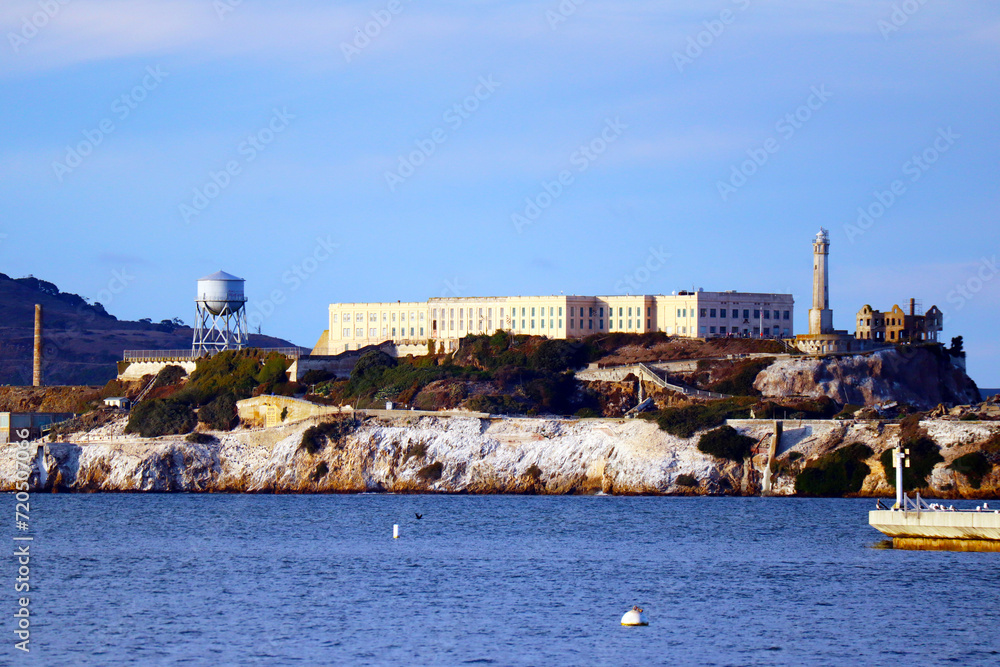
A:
10,495,1000,666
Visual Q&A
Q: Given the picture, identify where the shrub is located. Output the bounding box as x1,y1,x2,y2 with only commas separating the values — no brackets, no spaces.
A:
185,432,216,444
301,369,334,385
675,473,698,487
198,393,238,431
300,419,353,455
645,399,752,438
879,435,943,491
697,426,755,462
524,464,542,480
709,358,774,396
833,404,862,420
575,407,600,418
417,461,443,482
949,452,992,489
795,443,874,496
125,399,196,438
153,364,187,389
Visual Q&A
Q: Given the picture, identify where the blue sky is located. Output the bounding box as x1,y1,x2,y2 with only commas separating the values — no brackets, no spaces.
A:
1,1,998,384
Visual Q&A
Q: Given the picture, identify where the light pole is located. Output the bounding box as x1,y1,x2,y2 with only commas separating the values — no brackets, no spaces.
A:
892,446,910,509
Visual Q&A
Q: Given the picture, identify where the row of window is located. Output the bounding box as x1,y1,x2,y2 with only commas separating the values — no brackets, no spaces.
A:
700,308,791,320
333,312,425,324
344,327,427,339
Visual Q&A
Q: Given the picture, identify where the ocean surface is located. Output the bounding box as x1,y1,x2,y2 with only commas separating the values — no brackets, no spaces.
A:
9,495,1000,666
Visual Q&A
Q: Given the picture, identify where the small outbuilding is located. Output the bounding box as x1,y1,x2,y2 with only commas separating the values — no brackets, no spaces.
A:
103,397,131,410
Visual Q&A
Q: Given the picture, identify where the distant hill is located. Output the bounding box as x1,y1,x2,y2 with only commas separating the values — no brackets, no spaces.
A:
0,273,297,386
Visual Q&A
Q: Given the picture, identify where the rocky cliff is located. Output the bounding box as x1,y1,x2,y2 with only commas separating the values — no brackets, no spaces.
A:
4,413,998,497
754,348,979,409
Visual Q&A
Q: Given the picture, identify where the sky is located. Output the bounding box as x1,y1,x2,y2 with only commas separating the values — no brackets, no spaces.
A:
1,0,998,384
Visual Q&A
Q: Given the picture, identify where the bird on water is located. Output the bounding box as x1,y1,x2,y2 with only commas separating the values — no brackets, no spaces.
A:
415,513,423,519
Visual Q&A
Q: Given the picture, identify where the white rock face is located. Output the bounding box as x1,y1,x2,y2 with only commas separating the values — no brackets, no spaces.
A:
2,416,997,497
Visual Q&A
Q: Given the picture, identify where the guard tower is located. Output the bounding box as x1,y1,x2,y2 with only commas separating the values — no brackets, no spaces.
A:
192,270,248,356
809,227,834,335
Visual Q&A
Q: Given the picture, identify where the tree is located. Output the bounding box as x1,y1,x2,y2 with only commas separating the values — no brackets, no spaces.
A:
949,336,965,357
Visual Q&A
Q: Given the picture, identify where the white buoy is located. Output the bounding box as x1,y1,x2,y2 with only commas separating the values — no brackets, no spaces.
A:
621,606,648,626
393,524,399,539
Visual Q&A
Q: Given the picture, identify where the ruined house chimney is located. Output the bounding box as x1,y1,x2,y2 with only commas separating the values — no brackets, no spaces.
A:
33,304,42,387
909,298,915,317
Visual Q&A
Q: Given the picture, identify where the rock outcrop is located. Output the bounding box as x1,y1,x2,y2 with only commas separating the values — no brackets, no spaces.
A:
754,348,979,409
3,413,998,497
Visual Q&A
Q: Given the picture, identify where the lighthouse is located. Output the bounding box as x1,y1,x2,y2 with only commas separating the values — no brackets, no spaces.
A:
809,228,834,335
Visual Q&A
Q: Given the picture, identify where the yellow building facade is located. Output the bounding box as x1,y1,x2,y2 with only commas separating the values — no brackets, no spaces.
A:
315,290,794,355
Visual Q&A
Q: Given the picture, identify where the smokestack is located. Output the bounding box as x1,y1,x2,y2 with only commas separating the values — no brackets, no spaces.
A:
33,304,42,387
909,298,915,317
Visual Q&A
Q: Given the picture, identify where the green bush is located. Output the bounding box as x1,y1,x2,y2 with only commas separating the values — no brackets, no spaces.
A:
675,473,698,487
879,435,943,492
795,443,874,496
125,399,196,438
300,419,353,455
198,393,239,431
575,407,600,418
697,426,755,462
949,452,992,489
524,464,542,481
153,364,187,389
417,461,443,482
185,432,216,444
644,399,752,438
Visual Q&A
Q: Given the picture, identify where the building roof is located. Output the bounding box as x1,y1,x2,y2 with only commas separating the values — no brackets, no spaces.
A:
199,270,244,282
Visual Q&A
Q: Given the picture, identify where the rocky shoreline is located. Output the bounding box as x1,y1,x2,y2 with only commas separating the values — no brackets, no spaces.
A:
3,414,998,497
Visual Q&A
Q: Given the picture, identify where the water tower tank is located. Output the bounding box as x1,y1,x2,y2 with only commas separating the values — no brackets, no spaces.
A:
197,270,246,316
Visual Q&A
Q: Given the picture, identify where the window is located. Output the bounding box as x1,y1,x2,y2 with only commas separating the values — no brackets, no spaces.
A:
764,310,770,319
356,328,363,337
784,310,790,320
580,319,584,329
522,320,526,329
420,327,424,336
589,307,594,317
499,308,504,318
392,327,396,336
420,312,425,321
700,326,707,334
647,319,650,328
531,319,536,329
343,327,351,337
599,319,604,329
332,314,338,323
369,328,376,337
459,321,464,329
754,309,760,319
558,319,562,328
628,319,632,329
558,307,563,316
619,307,624,316
541,319,546,329
764,327,770,336
700,308,707,317
522,307,526,316
619,320,623,329
647,307,651,316
382,327,387,336
392,313,397,322
531,307,535,316
549,319,554,329
710,309,716,318
370,313,377,322
677,309,682,318
588,319,593,330
599,307,604,317
743,309,750,319
628,307,633,316
410,327,415,336
355,313,363,322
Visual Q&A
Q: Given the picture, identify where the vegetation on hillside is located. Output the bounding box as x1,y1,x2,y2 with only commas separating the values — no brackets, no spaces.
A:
697,425,756,462
641,398,755,438
878,416,943,491
795,443,874,496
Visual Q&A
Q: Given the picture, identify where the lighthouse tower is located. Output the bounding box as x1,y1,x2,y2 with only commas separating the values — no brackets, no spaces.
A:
809,228,834,335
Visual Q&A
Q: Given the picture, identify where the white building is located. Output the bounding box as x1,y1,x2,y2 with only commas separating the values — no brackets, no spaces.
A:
313,290,794,355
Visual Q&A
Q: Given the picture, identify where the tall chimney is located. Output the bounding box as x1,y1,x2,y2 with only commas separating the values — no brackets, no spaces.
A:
33,304,42,387
909,298,915,317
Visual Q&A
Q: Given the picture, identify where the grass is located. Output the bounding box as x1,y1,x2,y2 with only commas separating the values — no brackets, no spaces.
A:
643,398,754,438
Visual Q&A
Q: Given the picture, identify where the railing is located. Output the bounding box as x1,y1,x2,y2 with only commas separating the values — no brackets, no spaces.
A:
634,363,731,399
123,347,310,362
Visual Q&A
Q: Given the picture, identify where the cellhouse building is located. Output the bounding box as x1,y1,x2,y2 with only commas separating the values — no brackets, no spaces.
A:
312,290,795,355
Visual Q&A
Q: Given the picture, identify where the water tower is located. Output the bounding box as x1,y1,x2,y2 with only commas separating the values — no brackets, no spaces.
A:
192,270,248,356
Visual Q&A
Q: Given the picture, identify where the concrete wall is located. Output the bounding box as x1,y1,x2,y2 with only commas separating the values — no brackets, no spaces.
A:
118,360,196,381
236,395,350,428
